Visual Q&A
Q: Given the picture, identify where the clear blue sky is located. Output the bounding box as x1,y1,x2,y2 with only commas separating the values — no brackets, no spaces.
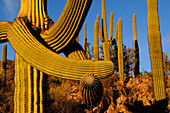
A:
0,0,170,72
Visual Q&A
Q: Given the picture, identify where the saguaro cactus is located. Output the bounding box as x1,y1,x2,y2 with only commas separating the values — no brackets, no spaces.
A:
132,14,140,77
118,18,124,83
0,0,115,112
147,0,167,111
98,0,113,61
1,44,7,86
14,53,47,113
94,20,99,61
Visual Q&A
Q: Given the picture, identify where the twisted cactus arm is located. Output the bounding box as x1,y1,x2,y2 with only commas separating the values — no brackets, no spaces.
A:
40,0,93,53
132,14,140,76
0,21,11,43
118,18,124,83
147,0,166,101
7,18,114,80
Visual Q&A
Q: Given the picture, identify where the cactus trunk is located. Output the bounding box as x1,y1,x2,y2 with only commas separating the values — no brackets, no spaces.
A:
14,53,47,113
94,21,99,61
1,44,7,87
132,14,140,77
147,0,166,101
118,18,124,83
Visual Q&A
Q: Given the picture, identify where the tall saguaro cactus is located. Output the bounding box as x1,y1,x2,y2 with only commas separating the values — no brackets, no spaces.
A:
132,14,140,77
118,18,124,83
147,0,167,111
1,44,7,86
98,0,113,61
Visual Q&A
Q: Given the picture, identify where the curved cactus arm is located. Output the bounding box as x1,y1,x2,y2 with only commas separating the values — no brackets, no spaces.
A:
63,40,86,60
0,21,11,43
147,0,166,101
40,0,92,53
7,18,114,80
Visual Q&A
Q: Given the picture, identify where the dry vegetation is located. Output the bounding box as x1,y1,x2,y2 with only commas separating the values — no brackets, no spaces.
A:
0,60,169,113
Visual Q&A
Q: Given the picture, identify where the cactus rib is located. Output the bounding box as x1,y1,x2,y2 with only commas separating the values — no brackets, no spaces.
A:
7,18,114,80
147,0,166,101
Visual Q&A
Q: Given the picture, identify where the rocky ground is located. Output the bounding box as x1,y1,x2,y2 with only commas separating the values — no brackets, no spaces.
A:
0,60,170,113
48,74,170,113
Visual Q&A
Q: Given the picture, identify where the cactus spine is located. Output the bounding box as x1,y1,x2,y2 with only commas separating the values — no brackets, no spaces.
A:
132,14,140,77
118,18,124,83
1,44,7,87
81,73,103,108
94,20,99,61
147,0,166,101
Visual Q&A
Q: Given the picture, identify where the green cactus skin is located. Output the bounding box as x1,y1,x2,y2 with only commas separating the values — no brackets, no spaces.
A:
94,20,99,61
7,18,114,80
118,18,124,83
97,0,114,61
147,0,166,101
14,53,47,113
0,21,11,43
0,0,114,112
1,44,7,87
80,73,103,108
132,14,140,77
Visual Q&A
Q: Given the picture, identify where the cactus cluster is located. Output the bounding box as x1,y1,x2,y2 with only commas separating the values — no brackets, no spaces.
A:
0,0,168,111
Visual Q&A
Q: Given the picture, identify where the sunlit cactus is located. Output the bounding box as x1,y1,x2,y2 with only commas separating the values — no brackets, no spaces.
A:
0,44,7,87
118,18,124,83
14,53,47,113
80,73,103,108
97,0,114,61
0,21,11,43
94,20,99,61
147,0,166,102
0,0,115,112
132,14,140,77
